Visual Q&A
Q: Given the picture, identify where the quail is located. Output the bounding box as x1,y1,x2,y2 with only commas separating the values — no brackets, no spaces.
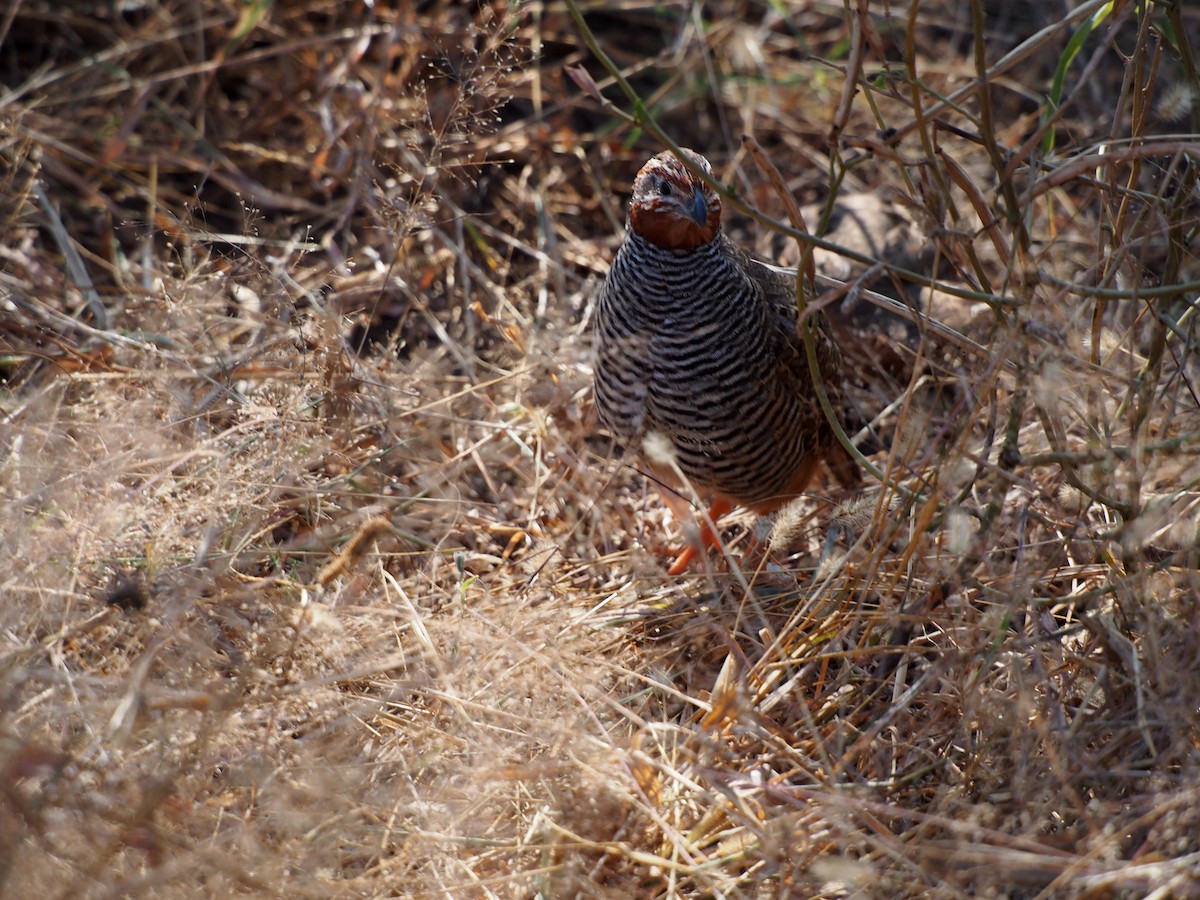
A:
593,148,861,573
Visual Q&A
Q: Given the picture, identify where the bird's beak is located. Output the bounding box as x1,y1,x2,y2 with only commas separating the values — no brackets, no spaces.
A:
688,188,708,227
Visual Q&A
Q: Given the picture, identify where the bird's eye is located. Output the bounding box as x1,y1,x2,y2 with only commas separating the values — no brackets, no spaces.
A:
657,180,672,197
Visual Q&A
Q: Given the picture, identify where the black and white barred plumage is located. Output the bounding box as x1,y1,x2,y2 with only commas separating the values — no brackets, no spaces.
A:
593,149,858,515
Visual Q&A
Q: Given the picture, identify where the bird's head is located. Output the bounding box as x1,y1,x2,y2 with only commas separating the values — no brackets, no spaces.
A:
627,149,722,251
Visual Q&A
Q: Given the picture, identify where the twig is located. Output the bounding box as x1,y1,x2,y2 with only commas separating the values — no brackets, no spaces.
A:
33,183,108,330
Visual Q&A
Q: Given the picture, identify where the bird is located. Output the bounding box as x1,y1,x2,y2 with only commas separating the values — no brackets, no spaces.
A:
593,148,862,574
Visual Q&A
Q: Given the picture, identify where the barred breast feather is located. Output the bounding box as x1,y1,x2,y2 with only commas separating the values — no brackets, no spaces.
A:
596,230,845,506
592,148,859,571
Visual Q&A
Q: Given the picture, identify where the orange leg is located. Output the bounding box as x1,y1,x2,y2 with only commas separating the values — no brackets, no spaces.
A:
736,517,771,572
661,456,825,575
666,497,733,575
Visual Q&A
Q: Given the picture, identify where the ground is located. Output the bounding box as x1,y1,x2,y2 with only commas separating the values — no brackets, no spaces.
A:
2,1,1200,897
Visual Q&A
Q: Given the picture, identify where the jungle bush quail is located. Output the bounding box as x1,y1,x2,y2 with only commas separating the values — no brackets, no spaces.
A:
593,148,861,573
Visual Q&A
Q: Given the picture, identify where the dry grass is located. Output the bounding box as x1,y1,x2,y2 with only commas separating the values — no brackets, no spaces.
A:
2,0,1199,896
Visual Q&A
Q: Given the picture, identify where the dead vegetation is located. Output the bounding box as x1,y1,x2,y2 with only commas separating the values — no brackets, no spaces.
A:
2,0,1199,896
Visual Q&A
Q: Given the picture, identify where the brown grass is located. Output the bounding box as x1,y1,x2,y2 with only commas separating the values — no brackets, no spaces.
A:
2,0,1199,896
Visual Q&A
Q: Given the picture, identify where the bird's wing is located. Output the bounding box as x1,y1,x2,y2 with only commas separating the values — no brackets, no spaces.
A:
738,242,863,489
737,246,842,394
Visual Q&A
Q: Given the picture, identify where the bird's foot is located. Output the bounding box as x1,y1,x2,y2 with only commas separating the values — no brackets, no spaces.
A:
663,498,734,575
